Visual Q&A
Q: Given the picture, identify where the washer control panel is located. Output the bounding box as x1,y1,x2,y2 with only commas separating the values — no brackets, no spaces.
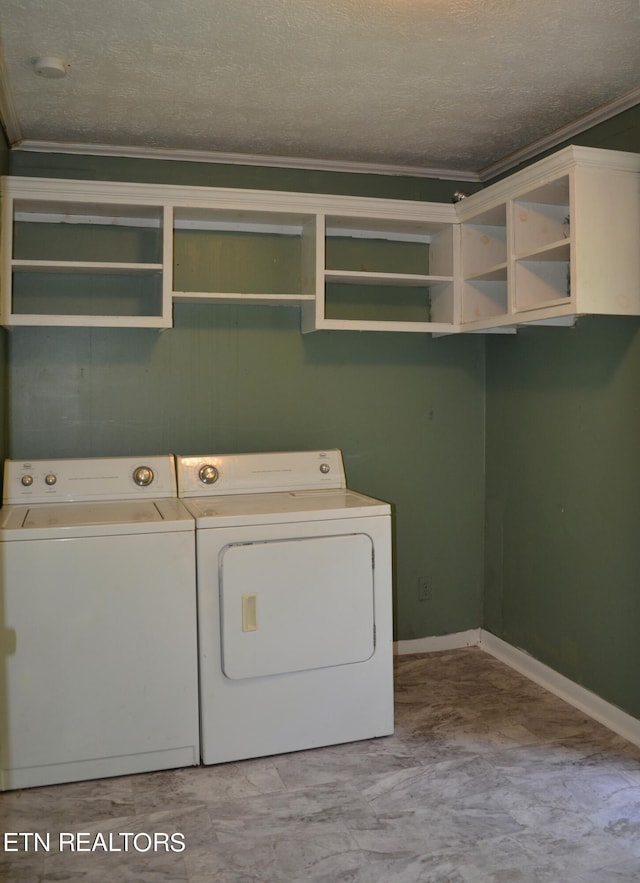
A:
3,456,177,504
177,449,346,497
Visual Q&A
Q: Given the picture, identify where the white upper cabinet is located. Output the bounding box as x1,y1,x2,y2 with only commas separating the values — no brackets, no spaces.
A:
303,206,458,334
0,178,459,332
1,146,639,332
1,179,169,327
456,146,640,331
171,204,318,307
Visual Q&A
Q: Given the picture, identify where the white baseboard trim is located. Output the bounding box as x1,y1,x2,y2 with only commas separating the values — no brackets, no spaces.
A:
479,630,640,749
395,629,481,655
395,628,640,749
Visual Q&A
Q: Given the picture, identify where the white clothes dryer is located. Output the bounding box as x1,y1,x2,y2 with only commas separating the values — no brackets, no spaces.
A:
0,456,200,791
177,449,394,765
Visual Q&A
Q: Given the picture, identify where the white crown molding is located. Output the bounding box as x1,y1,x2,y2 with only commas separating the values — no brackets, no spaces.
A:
479,88,640,181
11,140,482,183
5,174,458,224
0,45,22,144
4,92,638,185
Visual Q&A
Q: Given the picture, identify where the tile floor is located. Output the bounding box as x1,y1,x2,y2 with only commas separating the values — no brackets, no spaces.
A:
1,647,640,882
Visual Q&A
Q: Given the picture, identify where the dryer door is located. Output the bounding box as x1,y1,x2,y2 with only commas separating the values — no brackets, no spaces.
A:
219,533,375,679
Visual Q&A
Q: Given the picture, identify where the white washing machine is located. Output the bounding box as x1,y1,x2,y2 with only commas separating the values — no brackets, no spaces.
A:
0,456,200,791
177,448,394,765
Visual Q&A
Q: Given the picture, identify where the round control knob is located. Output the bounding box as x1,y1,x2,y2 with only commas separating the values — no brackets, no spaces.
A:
21,474,34,487
199,464,219,485
319,463,331,474
133,466,154,487
45,473,57,486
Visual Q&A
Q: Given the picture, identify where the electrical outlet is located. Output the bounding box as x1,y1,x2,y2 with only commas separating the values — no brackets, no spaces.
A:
418,576,432,602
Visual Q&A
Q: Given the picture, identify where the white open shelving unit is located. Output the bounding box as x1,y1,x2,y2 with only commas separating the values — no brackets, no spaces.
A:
171,206,318,308
5,196,168,327
456,145,640,332
1,145,639,334
0,178,459,332
305,208,459,334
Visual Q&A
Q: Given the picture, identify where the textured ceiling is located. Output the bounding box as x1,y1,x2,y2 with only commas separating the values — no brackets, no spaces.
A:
0,0,639,176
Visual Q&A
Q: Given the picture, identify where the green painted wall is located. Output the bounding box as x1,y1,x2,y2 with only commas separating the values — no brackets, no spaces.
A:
485,318,640,717
5,155,485,641
10,149,481,202
484,105,640,718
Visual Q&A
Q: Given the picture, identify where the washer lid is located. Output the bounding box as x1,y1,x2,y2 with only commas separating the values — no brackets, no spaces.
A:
181,488,390,528
0,498,194,540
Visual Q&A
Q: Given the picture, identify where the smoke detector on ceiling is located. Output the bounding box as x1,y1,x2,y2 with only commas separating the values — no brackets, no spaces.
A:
33,56,68,79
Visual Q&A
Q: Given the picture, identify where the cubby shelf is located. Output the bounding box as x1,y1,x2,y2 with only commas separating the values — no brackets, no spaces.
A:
456,145,640,330
2,186,168,327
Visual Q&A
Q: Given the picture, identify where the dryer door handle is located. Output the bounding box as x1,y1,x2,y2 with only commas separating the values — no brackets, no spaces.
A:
241,593,258,632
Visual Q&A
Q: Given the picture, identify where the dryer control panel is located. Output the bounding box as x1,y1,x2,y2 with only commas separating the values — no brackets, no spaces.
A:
177,449,346,497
